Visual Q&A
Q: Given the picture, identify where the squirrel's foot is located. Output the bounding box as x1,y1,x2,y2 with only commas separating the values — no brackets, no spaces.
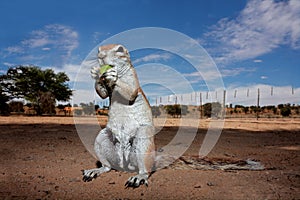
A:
125,174,149,188
82,167,110,182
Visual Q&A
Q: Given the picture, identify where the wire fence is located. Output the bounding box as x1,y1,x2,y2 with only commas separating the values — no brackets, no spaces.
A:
151,85,299,107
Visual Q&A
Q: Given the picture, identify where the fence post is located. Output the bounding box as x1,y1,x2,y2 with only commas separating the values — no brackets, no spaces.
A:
199,92,202,119
257,88,260,120
223,90,226,118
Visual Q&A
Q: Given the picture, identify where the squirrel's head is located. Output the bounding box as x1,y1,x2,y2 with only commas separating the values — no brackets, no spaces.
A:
97,44,131,73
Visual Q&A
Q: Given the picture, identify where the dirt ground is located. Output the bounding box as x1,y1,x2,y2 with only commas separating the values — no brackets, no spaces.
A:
1,116,299,200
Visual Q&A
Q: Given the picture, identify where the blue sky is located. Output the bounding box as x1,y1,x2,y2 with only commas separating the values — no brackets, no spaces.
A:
0,0,299,105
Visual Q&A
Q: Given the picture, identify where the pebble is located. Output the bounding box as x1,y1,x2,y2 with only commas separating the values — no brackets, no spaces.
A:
207,182,215,186
194,185,202,188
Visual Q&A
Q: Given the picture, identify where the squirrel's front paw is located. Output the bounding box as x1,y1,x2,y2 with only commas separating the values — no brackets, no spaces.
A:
91,66,101,80
101,68,118,86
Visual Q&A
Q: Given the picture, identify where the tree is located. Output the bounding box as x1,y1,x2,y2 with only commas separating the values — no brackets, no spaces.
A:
250,106,260,113
244,106,249,114
164,104,185,118
278,104,284,109
203,103,212,117
272,107,277,115
280,106,291,117
0,73,12,115
203,102,222,118
3,65,72,115
39,91,56,114
0,87,9,115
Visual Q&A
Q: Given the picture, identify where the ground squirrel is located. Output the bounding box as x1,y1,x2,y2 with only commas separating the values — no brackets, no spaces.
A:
82,44,155,188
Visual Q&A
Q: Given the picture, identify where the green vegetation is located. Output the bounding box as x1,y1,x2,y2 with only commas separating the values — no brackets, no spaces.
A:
164,104,188,118
280,106,291,117
202,102,222,118
0,65,72,115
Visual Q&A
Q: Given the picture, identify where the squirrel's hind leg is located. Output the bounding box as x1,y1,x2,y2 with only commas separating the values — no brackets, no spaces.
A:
82,128,116,182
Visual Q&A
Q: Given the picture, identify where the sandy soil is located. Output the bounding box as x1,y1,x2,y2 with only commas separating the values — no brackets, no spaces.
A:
1,116,299,200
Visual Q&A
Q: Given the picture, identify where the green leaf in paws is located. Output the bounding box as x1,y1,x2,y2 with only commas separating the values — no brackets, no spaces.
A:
100,65,113,75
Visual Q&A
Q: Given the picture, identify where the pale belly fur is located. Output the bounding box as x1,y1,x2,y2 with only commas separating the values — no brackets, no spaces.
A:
104,93,153,169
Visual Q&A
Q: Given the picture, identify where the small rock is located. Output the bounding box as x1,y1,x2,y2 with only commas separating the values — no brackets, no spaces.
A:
207,182,214,186
37,175,45,179
194,185,202,188
43,190,50,195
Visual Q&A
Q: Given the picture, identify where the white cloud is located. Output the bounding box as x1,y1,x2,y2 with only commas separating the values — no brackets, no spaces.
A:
133,53,172,65
42,47,51,51
71,89,97,105
3,62,15,67
183,67,256,82
221,67,256,77
4,46,24,55
52,63,81,82
205,0,300,63
3,24,79,63
253,59,262,63
51,62,97,87
260,76,268,80
22,37,49,48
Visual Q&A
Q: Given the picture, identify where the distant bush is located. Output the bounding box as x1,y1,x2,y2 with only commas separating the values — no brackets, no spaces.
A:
280,107,291,117
164,104,188,118
203,102,222,118
164,104,181,118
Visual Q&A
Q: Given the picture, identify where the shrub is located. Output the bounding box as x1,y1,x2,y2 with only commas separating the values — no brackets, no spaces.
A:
280,107,291,117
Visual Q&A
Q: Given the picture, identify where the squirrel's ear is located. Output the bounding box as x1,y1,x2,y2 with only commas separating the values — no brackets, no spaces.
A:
115,45,125,53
